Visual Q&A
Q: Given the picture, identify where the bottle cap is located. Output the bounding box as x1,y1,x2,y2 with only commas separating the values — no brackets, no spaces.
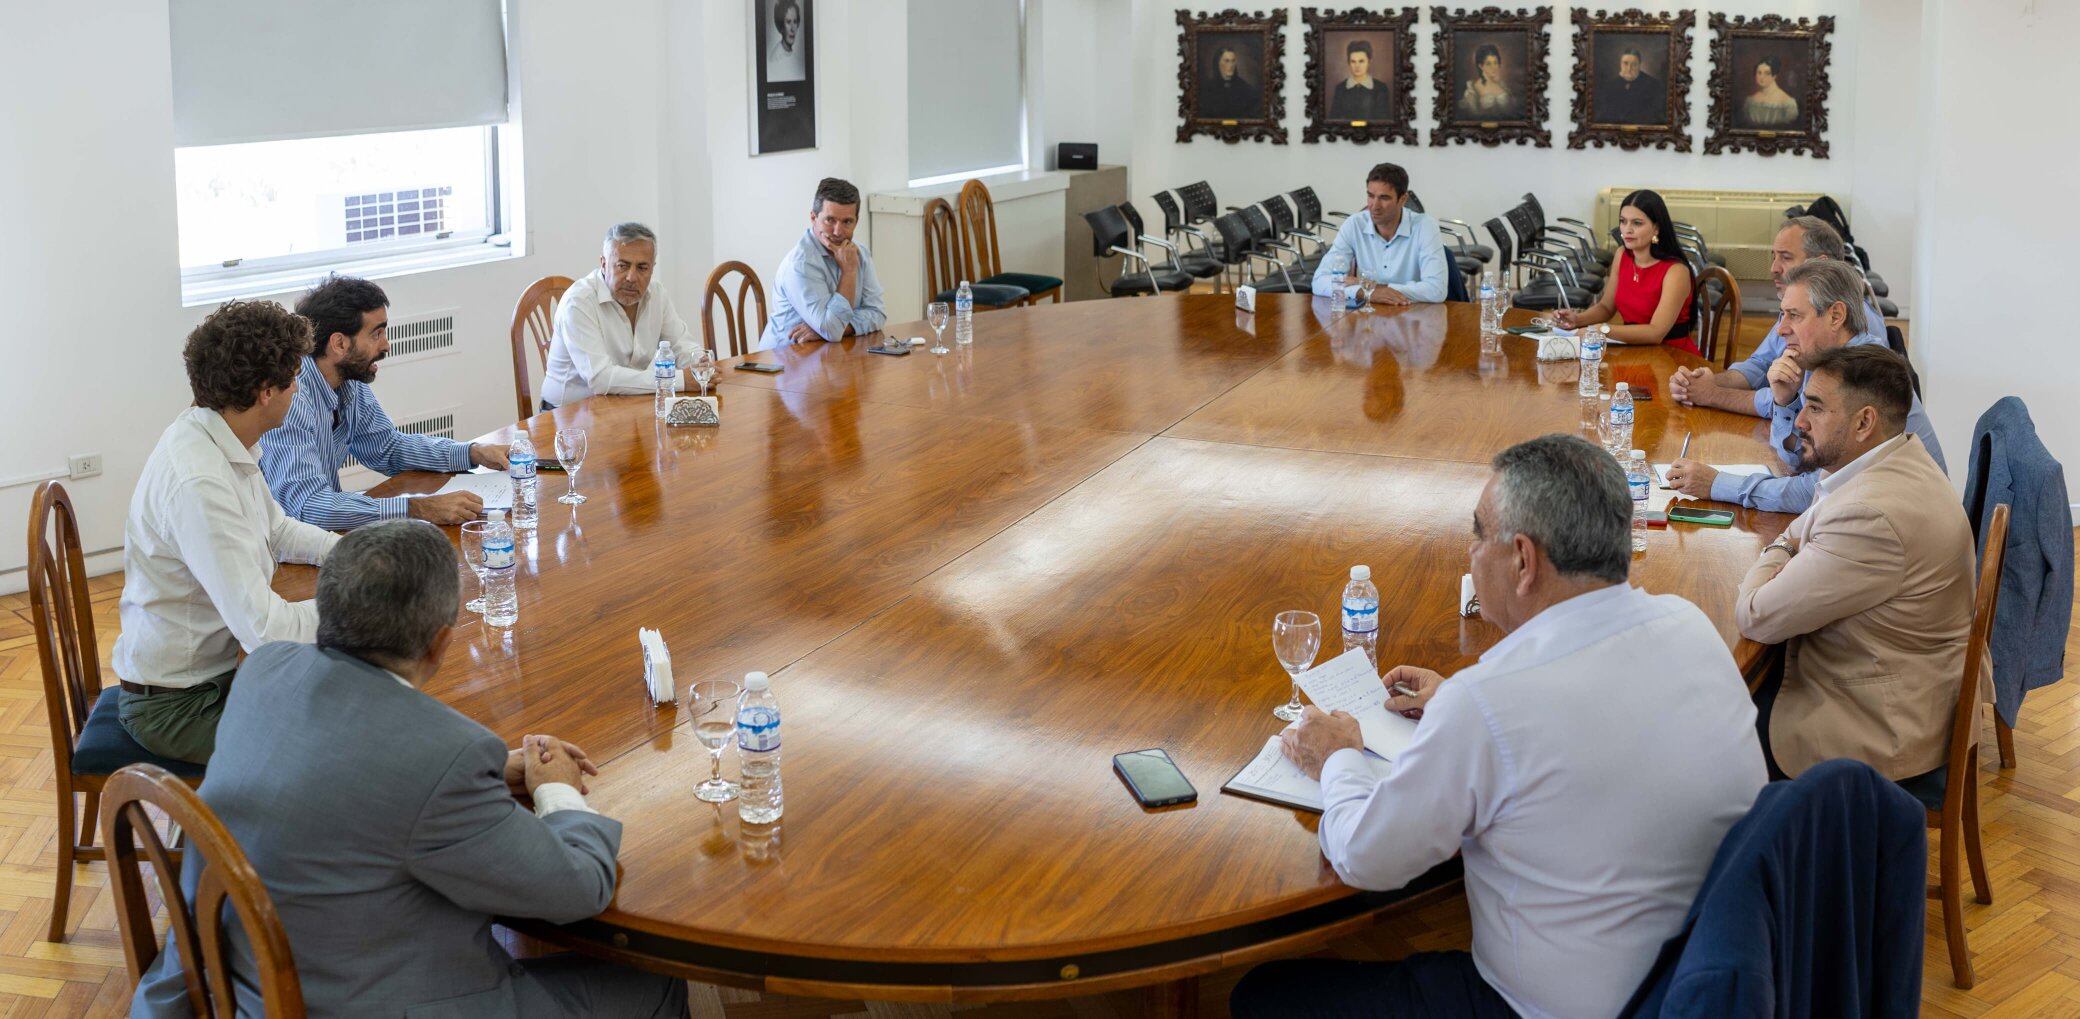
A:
487,509,505,521
1615,382,1629,392
1631,449,1646,459
743,671,770,691
1350,565,1370,581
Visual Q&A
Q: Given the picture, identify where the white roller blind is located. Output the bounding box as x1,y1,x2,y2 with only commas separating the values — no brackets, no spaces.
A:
171,0,509,148
907,0,1026,182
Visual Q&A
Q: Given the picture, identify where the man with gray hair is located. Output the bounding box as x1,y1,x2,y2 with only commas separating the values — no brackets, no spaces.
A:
541,221,703,409
132,521,688,1018
1667,258,1943,512
1669,215,1886,416
1235,434,1765,1019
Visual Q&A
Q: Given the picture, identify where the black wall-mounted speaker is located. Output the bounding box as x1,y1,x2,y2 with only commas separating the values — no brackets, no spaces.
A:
1056,142,1097,170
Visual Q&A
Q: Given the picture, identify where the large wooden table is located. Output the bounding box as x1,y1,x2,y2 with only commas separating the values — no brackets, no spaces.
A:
279,295,1791,1006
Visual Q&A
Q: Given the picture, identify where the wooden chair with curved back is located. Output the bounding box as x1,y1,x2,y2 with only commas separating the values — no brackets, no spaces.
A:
28,480,204,942
1910,502,2008,989
702,261,768,359
508,275,572,420
103,763,305,1017
1695,264,1743,369
923,197,1026,311
957,178,1063,306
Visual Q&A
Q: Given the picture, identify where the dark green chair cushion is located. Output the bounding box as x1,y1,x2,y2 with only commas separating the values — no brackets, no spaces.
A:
981,272,1063,295
72,686,206,779
933,283,1029,308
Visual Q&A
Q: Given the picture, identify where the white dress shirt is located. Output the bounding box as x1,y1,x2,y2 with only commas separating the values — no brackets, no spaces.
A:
1811,431,1909,507
381,669,592,818
541,268,698,407
114,408,340,688
1317,583,1766,1019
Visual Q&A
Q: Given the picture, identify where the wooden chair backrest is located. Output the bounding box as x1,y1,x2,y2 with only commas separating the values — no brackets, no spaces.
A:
102,764,304,1018
508,275,572,419
702,261,768,359
1697,264,1743,369
923,197,971,303
1944,503,2008,796
957,179,1005,281
26,481,98,774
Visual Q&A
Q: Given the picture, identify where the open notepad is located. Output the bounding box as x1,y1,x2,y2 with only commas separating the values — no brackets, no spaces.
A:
1221,650,1421,813
432,469,513,510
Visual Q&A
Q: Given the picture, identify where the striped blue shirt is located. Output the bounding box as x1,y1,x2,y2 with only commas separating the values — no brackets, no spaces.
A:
258,357,473,530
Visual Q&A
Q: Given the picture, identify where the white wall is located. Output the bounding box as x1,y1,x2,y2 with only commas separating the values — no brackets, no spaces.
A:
1121,1,1914,305
1912,0,2080,485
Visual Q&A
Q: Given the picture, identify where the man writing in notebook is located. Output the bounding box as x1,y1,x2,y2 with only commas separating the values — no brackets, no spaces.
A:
1232,434,1766,1019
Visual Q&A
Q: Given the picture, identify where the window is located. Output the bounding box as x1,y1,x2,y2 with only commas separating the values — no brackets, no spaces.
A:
907,0,1028,186
174,126,505,283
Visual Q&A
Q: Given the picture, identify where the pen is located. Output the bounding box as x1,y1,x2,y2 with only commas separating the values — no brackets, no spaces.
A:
1679,431,1692,460
1390,683,1419,698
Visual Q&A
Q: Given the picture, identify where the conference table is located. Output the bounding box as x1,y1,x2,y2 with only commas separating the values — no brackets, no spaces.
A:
277,294,1792,1010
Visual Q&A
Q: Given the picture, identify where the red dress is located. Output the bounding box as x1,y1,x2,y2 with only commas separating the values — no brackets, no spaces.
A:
1612,253,1696,356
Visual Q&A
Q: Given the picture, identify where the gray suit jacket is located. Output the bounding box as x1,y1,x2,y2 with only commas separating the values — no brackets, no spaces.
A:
133,642,623,1017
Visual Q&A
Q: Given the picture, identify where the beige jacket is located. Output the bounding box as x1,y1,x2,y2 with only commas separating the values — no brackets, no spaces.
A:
1736,436,1980,779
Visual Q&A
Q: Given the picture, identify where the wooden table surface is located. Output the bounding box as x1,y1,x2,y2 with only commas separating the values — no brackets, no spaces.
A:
276,295,1792,1003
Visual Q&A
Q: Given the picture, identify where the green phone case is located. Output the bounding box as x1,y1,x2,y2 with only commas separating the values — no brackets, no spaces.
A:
1667,506,1735,527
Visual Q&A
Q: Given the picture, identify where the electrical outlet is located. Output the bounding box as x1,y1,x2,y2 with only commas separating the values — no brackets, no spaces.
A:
68,454,102,479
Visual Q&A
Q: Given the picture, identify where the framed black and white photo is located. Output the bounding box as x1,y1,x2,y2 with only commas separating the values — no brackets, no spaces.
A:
751,0,815,154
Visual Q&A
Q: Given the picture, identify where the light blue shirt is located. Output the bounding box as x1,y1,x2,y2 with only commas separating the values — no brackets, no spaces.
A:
1316,583,1766,1019
258,357,472,530
1308,208,1449,303
1731,299,1889,417
762,228,887,347
1709,331,1945,512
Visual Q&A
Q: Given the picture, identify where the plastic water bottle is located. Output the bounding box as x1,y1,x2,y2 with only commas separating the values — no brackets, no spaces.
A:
1340,565,1380,671
651,340,678,419
736,671,783,823
1609,382,1635,459
1576,327,1605,397
507,432,538,530
955,281,975,346
481,510,518,626
1627,450,1650,554
1478,270,1498,335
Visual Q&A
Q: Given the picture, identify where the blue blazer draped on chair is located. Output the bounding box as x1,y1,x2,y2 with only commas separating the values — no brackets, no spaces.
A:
1964,396,2073,727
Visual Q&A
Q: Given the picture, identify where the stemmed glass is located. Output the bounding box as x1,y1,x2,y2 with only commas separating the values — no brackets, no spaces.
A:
1271,610,1323,722
927,301,951,355
459,521,490,614
690,348,717,396
1357,275,1378,311
554,428,588,505
689,679,742,803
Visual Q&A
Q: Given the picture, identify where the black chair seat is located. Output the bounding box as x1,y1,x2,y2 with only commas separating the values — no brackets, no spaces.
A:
980,272,1063,296
73,687,206,779
1876,297,1900,318
1453,254,1484,277
1512,283,1596,310
933,283,1029,308
1896,763,1947,814
1170,251,1223,278
1449,243,1496,263
1867,273,1890,298
1107,267,1195,296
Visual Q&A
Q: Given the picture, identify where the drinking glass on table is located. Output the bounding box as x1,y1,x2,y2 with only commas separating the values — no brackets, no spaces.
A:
689,348,717,396
1357,274,1378,311
927,301,951,355
689,679,743,803
459,520,490,614
1271,610,1323,722
554,428,588,505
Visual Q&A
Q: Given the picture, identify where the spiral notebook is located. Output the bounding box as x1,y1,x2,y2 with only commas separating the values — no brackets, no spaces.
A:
1221,736,1322,813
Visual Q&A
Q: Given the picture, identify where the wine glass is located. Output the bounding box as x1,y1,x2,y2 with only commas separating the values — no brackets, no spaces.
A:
690,348,717,396
689,679,743,803
927,301,951,355
458,521,490,614
1357,275,1378,311
554,428,588,505
1271,610,1323,722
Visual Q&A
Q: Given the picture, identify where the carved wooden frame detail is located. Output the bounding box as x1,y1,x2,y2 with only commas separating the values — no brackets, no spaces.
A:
1301,7,1419,145
1429,7,1553,148
1176,9,1289,144
1704,12,1832,157
1566,8,1694,151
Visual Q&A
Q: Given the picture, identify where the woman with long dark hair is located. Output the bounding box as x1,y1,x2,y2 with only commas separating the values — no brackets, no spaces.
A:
1555,188,1696,354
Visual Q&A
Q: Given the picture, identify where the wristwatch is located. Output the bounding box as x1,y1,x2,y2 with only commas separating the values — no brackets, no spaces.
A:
1764,536,1794,556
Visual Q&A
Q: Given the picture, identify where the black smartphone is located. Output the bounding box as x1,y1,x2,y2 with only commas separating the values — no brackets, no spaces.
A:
735,362,784,374
867,344,912,357
1113,748,1197,808
536,457,565,472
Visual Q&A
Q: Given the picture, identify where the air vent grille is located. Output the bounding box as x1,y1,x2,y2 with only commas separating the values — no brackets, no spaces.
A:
342,412,456,469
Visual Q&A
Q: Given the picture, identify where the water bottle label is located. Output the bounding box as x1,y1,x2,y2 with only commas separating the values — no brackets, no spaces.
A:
1628,475,1650,501
654,362,674,379
737,705,781,752
484,540,515,569
1610,406,1634,426
1341,599,1379,634
1478,284,1495,300
510,454,536,480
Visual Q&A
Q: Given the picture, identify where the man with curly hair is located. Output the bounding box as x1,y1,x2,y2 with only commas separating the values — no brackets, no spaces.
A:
113,301,342,763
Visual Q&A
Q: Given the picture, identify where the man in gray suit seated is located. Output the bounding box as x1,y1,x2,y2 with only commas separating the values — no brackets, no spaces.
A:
133,520,688,1017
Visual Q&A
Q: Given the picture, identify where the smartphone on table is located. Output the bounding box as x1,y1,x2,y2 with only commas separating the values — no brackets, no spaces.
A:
735,361,784,374
1113,748,1197,808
